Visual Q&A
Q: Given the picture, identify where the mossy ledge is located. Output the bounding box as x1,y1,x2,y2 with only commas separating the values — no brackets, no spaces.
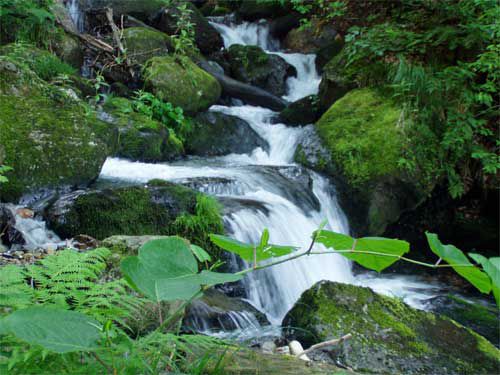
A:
45,181,224,258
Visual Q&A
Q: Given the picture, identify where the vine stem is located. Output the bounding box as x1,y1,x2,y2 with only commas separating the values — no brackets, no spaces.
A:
235,248,476,275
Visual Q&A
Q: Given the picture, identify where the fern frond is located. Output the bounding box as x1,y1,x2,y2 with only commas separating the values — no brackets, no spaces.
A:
0,265,33,311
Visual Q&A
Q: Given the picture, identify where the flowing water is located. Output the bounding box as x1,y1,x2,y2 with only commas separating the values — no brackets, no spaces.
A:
98,19,442,337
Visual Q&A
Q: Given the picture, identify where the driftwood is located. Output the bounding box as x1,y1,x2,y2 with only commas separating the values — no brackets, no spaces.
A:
104,7,135,77
294,334,352,359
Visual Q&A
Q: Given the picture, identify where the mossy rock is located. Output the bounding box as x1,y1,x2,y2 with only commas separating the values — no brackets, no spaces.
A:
298,88,428,235
317,51,354,112
102,96,183,161
283,281,500,374
46,182,224,258
0,55,110,202
50,30,84,69
143,55,221,114
283,20,338,54
186,111,268,157
122,27,171,65
237,0,289,21
82,0,166,21
227,44,295,97
278,95,321,126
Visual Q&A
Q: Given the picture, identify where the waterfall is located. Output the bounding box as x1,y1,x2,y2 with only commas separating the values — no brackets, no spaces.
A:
66,0,85,33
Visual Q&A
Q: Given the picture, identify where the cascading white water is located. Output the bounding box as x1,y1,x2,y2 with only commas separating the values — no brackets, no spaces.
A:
66,0,85,33
95,17,444,335
99,19,442,333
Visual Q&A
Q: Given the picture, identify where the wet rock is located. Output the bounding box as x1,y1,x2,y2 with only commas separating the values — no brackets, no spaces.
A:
261,340,277,354
101,234,170,256
269,13,301,39
425,295,499,346
122,27,171,65
101,96,183,162
278,95,321,126
144,55,221,114
81,0,166,22
182,288,269,332
237,0,289,21
186,111,268,157
198,59,288,111
284,20,338,54
227,44,296,97
318,51,355,113
0,205,24,247
0,50,111,201
45,181,224,257
283,281,500,374
152,0,223,54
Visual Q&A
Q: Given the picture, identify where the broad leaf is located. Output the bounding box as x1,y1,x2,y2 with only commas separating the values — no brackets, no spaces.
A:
210,233,297,262
0,307,101,353
190,245,212,263
426,233,491,294
316,231,410,272
121,237,242,302
469,253,499,305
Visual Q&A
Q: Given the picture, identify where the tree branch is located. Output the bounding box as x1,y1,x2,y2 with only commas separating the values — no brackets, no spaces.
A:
295,334,352,358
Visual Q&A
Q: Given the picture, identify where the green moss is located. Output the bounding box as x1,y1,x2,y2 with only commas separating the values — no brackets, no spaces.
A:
143,55,221,114
52,183,224,259
284,281,500,374
316,88,403,188
0,43,76,81
122,27,171,65
0,57,109,201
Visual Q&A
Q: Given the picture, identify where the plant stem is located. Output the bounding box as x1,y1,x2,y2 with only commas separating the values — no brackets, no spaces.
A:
90,352,112,374
153,290,203,334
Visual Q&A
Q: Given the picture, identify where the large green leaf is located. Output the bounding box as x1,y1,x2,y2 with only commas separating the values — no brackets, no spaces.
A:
210,231,297,263
121,237,242,302
0,307,101,353
315,230,410,272
469,253,499,305
426,233,491,294
190,245,212,263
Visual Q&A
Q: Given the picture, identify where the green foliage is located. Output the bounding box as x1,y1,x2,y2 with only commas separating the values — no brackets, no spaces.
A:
332,0,499,197
121,237,241,302
315,231,410,272
210,228,298,263
0,0,55,46
132,90,190,140
469,254,500,305
165,0,197,56
0,307,101,353
0,165,12,184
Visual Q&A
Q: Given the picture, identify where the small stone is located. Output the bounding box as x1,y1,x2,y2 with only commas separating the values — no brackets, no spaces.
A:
261,341,276,354
275,346,290,355
289,340,310,361
16,208,34,219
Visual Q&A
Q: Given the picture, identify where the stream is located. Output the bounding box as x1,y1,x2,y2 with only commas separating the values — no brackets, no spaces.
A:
95,19,443,339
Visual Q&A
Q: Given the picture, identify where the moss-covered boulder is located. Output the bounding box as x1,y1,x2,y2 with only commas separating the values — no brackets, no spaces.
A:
82,0,166,21
122,27,171,65
283,281,500,374
186,111,268,156
296,88,427,235
152,0,223,54
237,0,289,21
45,181,224,256
102,96,183,161
0,54,110,202
278,95,321,126
317,51,354,112
51,30,84,69
227,44,296,97
143,55,221,114
284,20,339,55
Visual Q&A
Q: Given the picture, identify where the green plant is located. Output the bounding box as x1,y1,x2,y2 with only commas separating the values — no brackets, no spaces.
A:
92,73,109,103
0,165,13,184
0,0,55,46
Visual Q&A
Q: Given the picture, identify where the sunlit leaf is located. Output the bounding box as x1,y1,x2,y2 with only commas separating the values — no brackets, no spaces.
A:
121,237,241,302
316,230,410,272
190,244,211,263
0,307,101,353
426,233,491,294
469,253,499,305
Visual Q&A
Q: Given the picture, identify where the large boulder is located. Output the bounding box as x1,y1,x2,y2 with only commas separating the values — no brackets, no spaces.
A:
227,44,296,97
102,96,183,161
186,111,268,156
278,95,321,126
45,181,224,256
152,0,223,54
0,53,110,202
82,0,166,21
283,20,339,56
236,0,289,21
143,55,221,114
283,281,500,374
122,27,171,65
317,51,354,112
295,88,428,235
